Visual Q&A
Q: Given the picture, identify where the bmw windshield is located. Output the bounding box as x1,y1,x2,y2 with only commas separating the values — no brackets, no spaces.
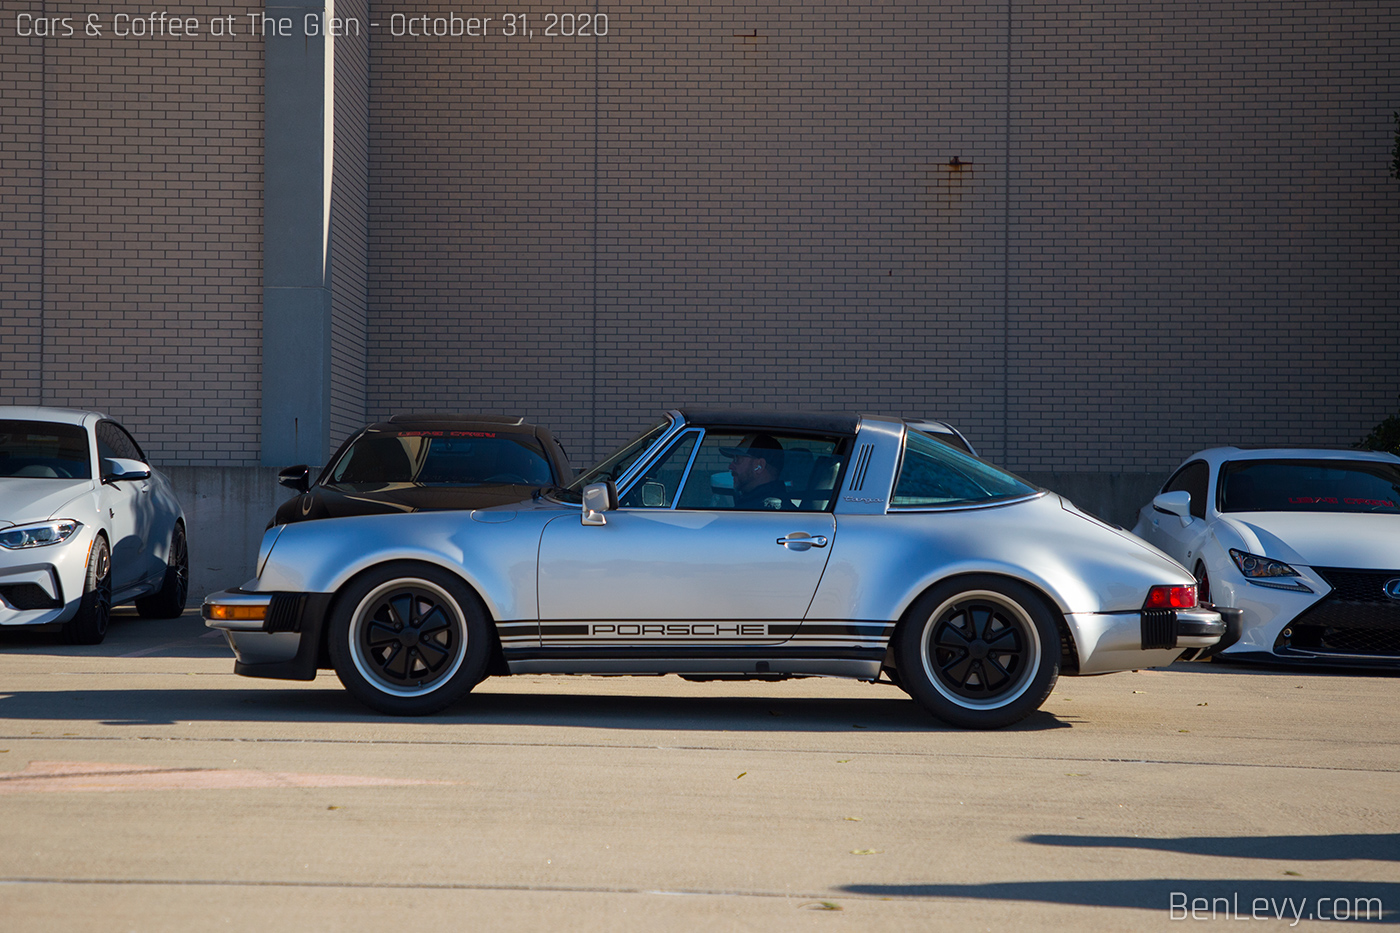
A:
0,421,91,480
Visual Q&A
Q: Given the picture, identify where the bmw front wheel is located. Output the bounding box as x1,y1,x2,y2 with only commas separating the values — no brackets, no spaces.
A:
895,576,1060,729
62,535,112,645
328,563,492,715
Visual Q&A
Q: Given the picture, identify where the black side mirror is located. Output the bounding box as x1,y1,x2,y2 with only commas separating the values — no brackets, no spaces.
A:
278,464,311,494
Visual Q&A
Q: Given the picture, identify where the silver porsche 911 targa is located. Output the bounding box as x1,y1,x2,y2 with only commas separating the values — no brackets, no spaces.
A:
204,410,1223,728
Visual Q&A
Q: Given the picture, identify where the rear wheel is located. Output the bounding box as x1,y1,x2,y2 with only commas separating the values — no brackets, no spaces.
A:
136,523,189,619
328,563,492,715
894,576,1059,729
63,535,112,645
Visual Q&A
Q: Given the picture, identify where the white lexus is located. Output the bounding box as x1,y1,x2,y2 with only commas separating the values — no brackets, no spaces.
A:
0,408,187,644
1133,447,1400,666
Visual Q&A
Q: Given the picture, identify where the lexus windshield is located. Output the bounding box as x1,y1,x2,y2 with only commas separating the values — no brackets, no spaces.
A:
1219,459,1400,514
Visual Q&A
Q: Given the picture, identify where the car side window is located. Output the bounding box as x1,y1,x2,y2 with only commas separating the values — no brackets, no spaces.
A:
96,421,144,463
618,431,700,508
672,431,845,512
891,431,1036,508
1163,460,1209,519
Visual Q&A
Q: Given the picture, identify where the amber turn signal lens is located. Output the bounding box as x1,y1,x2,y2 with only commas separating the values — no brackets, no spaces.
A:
206,604,267,622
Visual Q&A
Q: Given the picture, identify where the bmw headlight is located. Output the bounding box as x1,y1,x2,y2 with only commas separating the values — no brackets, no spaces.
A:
0,520,82,549
1229,548,1313,592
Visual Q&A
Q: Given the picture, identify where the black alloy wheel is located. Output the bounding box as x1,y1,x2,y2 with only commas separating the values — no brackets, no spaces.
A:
329,563,492,715
63,535,112,645
895,576,1060,729
927,597,1032,700
136,523,189,619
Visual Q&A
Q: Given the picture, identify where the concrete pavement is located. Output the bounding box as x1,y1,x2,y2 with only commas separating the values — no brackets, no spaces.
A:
0,609,1396,931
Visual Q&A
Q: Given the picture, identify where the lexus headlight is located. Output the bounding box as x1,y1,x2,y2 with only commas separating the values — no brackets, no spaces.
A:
1229,548,1312,592
0,520,82,549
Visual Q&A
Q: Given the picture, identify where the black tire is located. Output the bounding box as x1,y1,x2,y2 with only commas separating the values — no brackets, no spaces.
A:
63,535,112,645
1193,560,1226,662
135,523,189,619
894,576,1060,729
328,563,492,715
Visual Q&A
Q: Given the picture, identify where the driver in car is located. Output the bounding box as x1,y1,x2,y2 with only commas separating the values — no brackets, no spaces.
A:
722,434,789,510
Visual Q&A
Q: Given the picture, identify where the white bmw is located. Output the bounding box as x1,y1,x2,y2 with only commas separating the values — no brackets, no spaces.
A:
0,407,188,644
1133,447,1400,666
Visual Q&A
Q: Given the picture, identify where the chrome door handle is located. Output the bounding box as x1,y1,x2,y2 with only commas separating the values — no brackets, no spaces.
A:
777,533,828,550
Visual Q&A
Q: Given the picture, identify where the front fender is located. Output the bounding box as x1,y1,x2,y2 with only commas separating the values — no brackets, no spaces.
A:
253,509,557,621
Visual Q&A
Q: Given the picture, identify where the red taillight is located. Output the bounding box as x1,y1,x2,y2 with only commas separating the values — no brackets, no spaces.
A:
1144,584,1196,609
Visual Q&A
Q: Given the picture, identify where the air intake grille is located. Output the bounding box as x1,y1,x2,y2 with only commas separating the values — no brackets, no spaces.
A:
849,444,874,491
0,583,61,611
1290,568,1400,631
1314,568,1400,603
264,594,306,633
1277,567,1400,658
1140,609,1177,650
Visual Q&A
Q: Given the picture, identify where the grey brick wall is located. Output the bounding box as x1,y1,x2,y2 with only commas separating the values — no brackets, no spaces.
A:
0,25,44,403
366,0,1399,471
3,1,1396,480
0,2,264,465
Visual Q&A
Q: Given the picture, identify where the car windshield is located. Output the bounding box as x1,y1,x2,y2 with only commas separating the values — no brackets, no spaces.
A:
891,430,1036,508
1219,459,1400,514
566,418,672,493
325,430,554,486
0,420,91,480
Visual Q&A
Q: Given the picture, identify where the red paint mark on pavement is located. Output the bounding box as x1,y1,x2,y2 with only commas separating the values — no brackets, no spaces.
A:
0,761,453,794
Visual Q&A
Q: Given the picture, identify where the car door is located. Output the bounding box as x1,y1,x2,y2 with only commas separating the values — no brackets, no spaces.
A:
1143,459,1212,567
536,428,843,649
95,421,156,590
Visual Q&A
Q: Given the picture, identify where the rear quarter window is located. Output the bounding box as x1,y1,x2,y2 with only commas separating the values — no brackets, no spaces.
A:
892,431,1036,508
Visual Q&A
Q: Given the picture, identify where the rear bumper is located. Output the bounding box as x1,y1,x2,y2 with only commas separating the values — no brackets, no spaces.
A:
1070,606,1225,675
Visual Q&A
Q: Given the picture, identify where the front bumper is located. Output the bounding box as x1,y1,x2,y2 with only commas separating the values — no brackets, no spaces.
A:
202,587,333,680
0,534,94,627
1070,606,1225,675
1214,565,1400,667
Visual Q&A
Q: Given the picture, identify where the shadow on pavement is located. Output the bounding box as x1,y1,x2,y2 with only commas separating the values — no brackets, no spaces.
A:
1172,659,1400,679
838,879,1398,922
1024,832,1400,863
0,609,227,660
0,682,1074,732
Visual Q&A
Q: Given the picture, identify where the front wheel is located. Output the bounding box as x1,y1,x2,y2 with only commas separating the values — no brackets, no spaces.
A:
894,576,1060,729
62,535,112,645
328,563,492,715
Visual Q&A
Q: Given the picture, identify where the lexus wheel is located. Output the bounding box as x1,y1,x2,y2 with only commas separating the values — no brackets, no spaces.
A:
1194,560,1212,605
328,563,491,715
895,576,1059,729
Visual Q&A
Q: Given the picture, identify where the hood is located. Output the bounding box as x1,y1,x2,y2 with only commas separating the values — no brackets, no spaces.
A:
0,478,93,527
300,482,542,519
1215,512,1400,569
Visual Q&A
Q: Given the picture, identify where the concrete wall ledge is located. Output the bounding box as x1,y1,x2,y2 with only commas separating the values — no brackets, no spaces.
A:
1021,471,1170,531
162,466,289,600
